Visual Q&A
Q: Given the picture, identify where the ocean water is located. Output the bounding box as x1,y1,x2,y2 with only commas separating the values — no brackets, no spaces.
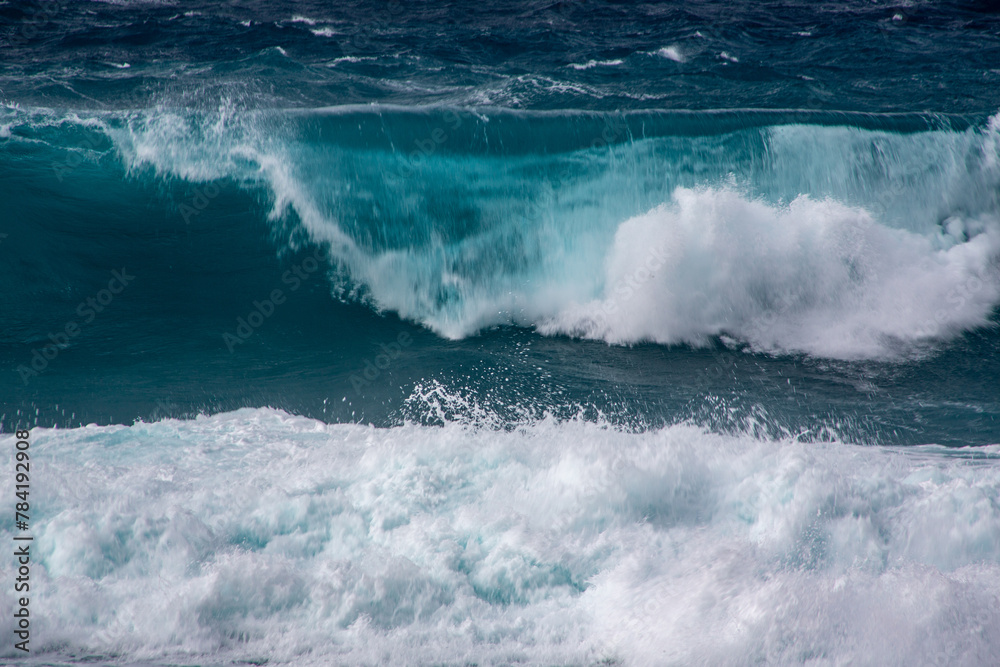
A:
1,1,1000,665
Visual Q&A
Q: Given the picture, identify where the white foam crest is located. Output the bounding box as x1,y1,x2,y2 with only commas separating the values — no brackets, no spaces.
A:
310,27,339,38
567,59,625,70
325,56,376,66
656,45,685,63
1,410,999,665
539,187,1000,358
111,101,263,182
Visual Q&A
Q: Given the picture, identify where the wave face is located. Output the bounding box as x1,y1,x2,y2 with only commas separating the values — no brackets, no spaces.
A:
10,106,1000,358
3,104,1000,443
2,406,1000,665
92,106,1000,357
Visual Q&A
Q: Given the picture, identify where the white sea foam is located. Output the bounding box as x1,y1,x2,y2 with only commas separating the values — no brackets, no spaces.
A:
1,406,998,665
567,59,625,70
325,56,376,66
656,45,685,63
539,187,1000,358
310,27,339,38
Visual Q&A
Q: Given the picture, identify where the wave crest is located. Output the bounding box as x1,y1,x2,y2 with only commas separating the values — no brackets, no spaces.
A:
33,105,1000,359
541,187,1000,358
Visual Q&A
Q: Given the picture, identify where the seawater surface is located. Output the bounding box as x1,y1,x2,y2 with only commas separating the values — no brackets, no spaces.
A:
1,1,1000,665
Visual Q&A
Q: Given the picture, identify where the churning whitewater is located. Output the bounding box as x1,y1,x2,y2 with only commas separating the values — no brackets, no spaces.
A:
2,401,1000,666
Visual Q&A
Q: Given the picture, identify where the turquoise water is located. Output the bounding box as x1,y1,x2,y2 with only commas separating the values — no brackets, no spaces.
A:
2,1,1000,664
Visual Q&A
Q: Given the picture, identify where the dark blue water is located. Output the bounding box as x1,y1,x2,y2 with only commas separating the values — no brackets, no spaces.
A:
2,2,1000,665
